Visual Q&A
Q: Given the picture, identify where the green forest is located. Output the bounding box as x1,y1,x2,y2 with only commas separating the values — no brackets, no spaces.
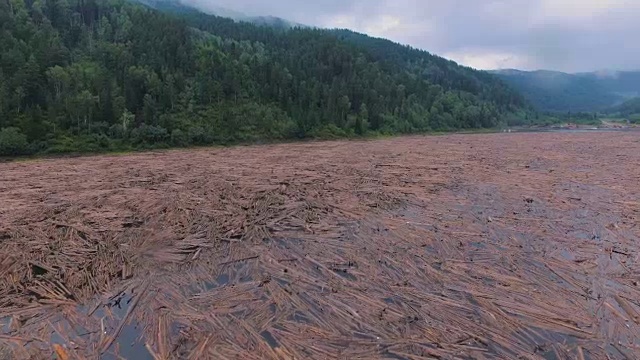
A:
0,0,530,156
605,97,640,123
493,69,640,113
491,70,618,113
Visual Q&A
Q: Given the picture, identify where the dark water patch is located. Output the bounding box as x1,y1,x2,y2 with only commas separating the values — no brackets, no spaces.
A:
239,274,253,283
332,268,357,281
170,321,184,338
0,316,10,334
46,314,94,347
606,343,635,359
423,245,437,254
48,304,151,360
567,230,594,241
272,237,305,249
193,273,230,292
466,293,481,309
339,222,359,242
379,259,399,272
528,260,567,287
289,311,311,324
31,263,49,276
183,274,226,297
232,309,248,318
537,347,559,360
260,330,279,348
352,331,377,340
104,291,136,318
526,326,580,355
381,350,410,360
216,273,230,287
431,260,443,271
229,261,255,284
72,289,153,360
299,292,328,316
559,249,576,261
103,321,152,360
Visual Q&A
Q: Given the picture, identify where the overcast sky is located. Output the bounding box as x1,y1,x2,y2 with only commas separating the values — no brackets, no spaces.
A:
184,0,640,73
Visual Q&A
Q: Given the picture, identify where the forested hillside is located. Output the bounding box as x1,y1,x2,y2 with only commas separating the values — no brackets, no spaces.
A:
493,69,640,113
605,97,640,122
491,70,618,113
610,98,640,115
0,0,528,155
581,71,640,98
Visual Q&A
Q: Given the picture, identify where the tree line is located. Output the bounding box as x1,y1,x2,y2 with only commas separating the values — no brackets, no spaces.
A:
0,0,530,156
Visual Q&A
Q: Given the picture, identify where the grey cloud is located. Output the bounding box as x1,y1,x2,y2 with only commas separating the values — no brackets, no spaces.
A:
182,0,640,72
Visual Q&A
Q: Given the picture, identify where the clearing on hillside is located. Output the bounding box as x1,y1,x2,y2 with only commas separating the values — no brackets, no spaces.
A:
1,132,639,359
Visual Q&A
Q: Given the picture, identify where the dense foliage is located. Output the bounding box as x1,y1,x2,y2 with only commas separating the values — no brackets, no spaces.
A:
605,97,640,123
0,0,528,155
607,97,640,116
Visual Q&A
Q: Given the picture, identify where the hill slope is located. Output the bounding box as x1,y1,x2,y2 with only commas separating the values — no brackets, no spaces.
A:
581,71,640,98
493,69,640,113
611,97,640,115
140,0,304,28
605,97,640,122
0,0,527,155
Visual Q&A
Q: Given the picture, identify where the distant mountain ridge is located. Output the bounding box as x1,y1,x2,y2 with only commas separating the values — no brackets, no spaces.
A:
492,69,640,112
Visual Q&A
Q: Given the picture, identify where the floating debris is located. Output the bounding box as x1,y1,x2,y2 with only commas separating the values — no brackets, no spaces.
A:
0,132,639,358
